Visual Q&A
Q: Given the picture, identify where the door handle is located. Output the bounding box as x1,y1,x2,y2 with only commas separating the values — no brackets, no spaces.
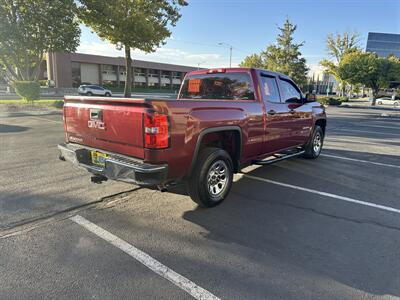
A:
267,110,276,115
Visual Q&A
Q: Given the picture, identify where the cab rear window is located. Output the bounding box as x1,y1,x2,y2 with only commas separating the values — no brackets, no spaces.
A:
179,73,255,100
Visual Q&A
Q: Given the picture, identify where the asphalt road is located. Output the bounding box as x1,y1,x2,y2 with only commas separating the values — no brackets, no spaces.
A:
1,105,400,300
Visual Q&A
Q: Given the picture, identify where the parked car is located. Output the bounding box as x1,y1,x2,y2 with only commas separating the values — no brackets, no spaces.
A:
376,97,399,108
78,85,112,97
59,68,326,207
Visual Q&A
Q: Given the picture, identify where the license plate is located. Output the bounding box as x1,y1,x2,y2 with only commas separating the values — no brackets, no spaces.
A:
90,150,108,167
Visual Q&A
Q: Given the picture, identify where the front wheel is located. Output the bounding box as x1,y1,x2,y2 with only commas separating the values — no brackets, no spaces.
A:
186,147,233,207
303,125,324,159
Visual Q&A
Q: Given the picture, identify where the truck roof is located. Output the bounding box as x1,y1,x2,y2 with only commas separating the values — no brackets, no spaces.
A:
186,67,291,80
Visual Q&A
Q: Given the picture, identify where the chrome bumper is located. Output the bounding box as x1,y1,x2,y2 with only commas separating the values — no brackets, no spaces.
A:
58,143,168,186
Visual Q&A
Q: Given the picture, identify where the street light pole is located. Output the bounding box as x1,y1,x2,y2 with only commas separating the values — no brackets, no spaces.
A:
197,61,206,70
218,42,233,68
229,45,232,68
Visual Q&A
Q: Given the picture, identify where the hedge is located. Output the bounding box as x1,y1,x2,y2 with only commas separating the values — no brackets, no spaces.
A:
13,81,40,102
317,97,348,106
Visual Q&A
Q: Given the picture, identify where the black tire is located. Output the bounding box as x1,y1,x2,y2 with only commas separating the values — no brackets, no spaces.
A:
86,91,93,96
394,102,399,108
377,101,382,105
186,147,233,207
105,92,111,97
303,125,324,159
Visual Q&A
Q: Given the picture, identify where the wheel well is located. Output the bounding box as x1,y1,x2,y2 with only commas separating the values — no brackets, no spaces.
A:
315,119,326,135
197,130,241,172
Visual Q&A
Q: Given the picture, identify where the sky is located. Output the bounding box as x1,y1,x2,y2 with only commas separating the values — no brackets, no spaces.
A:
77,0,400,73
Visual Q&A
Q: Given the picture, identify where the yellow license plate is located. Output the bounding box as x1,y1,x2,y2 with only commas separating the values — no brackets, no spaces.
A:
91,151,108,166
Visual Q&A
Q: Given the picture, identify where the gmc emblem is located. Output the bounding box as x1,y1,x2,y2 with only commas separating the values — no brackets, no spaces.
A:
88,120,106,130
88,109,105,129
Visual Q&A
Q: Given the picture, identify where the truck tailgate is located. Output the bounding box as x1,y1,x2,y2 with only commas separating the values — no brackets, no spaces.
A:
63,97,147,159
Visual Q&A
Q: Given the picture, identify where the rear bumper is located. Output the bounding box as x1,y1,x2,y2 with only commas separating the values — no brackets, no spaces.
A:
58,143,168,186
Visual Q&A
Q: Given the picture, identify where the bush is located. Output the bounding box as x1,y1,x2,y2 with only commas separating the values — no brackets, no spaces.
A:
338,96,349,102
13,81,40,102
38,80,48,87
52,100,64,108
317,97,342,106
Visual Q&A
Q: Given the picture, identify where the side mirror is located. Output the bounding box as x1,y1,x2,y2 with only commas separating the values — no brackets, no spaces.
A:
305,93,316,102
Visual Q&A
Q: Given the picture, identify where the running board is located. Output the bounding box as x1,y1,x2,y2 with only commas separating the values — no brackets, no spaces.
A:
254,150,305,166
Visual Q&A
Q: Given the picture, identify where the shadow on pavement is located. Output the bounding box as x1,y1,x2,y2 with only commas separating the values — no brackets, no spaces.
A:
0,124,30,133
179,164,400,297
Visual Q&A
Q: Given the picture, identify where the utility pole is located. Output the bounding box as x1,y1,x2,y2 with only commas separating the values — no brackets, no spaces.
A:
218,42,233,68
197,61,206,70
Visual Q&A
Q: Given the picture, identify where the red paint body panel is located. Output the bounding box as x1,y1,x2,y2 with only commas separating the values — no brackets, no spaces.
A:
62,68,326,184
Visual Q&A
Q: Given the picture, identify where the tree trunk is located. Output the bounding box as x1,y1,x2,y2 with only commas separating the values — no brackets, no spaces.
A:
371,88,378,106
124,46,132,98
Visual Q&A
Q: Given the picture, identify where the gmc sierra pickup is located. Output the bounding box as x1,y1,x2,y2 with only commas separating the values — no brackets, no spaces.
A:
58,68,326,207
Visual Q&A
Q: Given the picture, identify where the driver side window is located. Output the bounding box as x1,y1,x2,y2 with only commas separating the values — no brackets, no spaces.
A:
279,79,301,102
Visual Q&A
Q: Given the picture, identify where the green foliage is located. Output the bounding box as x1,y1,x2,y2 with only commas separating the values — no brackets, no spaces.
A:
317,97,347,106
239,18,309,86
0,0,80,81
77,0,187,97
38,80,48,87
319,32,360,96
239,54,264,68
338,51,400,104
13,81,40,102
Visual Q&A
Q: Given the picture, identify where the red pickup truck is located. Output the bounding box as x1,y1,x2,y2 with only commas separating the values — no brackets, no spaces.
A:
58,68,326,207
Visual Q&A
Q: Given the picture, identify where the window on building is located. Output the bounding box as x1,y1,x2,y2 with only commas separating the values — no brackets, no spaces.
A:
71,62,81,88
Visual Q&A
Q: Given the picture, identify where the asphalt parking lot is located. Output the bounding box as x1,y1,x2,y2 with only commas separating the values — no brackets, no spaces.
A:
1,105,399,300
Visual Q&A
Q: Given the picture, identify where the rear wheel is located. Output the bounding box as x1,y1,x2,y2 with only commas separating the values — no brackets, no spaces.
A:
303,125,324,159
394,102,399,108
186,147,233,207
377,101,382,105
105,92,111,97
86,91,93,96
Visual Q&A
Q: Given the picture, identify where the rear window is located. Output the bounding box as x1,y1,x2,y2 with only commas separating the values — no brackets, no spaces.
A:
179,72,255,100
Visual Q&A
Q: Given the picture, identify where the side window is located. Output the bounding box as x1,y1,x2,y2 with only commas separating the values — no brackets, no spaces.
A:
279,79,302,102
260,76,281,103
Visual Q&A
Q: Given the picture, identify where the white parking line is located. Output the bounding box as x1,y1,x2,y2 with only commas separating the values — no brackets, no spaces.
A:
242,174,400,214
70,215,220,300
333,128,400,136
354,124,400,130
321,153,400,169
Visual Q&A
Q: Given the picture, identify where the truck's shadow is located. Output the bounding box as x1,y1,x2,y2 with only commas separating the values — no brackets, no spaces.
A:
174,150,400,297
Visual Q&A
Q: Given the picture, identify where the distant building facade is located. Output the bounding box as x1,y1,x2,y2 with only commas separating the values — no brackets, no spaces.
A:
307,67,338,95
366,32,400,57
42,52,199,89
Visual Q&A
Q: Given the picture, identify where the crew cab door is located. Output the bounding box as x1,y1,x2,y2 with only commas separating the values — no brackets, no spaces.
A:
277,77,313,145
259,73,299,154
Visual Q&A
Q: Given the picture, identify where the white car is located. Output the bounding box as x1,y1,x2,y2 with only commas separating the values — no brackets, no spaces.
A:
376,97,399,108
78,85,112,97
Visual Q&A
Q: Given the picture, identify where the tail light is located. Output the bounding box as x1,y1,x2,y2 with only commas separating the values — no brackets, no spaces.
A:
144,112,169,149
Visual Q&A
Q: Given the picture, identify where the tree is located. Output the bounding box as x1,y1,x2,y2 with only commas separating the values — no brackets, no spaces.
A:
338,51,400,105
0,0,80,82
77,0,187,97
263,18,309,86
239,18,309,87
239,54,263,68
319,32,360,96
